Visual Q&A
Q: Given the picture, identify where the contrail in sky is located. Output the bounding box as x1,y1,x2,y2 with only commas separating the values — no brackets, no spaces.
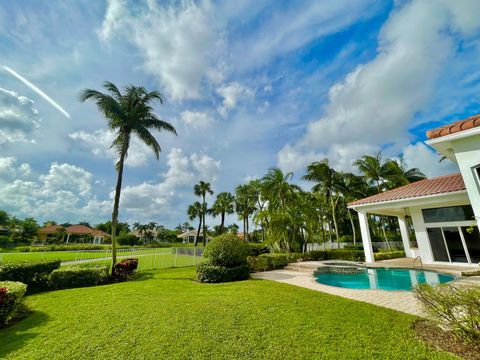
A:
3,65,71,119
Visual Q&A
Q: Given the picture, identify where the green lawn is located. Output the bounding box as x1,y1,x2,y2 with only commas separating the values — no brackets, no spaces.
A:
0,267,455,359
0,249,202,271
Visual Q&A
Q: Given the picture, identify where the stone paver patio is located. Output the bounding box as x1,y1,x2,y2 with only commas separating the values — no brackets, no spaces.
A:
252,259,480,317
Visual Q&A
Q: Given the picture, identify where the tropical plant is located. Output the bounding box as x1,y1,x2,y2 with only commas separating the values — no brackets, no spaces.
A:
303,160,342,246
188,201,204,246
79,81,177,268
209,192,235,234
235,183,257,241
193,181,213,246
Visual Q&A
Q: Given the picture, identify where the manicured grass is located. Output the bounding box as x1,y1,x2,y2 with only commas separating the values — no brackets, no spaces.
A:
0,267,454,359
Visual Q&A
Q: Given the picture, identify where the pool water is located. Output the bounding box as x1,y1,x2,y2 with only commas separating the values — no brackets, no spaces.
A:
315,268,455,291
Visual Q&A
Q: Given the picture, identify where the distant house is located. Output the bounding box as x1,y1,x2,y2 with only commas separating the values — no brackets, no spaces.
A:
177,230,211,244
37,224,110,244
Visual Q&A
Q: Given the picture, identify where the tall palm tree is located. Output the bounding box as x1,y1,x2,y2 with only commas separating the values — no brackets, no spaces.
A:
79,81,177,268
383,158,426,188
193,181,213,246
210,192,235,234
303,159,342,245
354,153,391,247
188,201,203,246
261,168,300,210
235,184,256,241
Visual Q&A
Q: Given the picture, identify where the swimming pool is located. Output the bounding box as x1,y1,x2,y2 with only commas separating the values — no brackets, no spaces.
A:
314,268,455,291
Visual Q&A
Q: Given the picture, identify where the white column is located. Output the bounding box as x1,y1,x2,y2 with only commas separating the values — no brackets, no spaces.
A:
358,210,374,263
398,216,412,258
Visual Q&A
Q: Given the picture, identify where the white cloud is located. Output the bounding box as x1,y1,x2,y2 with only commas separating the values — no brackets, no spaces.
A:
402,142,459,178
99,0,218,101
120,148,220,218
0,88,40,145
69,129,154,168
180,111,214,130
278,0,480,173
216,82,254,116
0,158,110,221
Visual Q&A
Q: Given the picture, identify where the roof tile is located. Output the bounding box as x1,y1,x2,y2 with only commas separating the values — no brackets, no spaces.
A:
427,114,480,139
348,173,465,207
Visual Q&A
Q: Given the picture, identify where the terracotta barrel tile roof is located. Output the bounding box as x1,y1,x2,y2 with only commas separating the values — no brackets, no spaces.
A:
426,114,480,139
91,229,110,237
64,225,95,234
38,224,62,234
348,173,465,207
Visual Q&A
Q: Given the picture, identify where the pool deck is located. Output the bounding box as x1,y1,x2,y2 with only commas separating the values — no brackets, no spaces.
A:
251,259,480,317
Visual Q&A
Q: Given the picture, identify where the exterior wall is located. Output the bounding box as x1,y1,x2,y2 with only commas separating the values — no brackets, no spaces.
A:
409,207,434,263
451,136,480,222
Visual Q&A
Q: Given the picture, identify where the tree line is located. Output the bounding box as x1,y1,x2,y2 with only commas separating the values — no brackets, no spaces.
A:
186,153,426,252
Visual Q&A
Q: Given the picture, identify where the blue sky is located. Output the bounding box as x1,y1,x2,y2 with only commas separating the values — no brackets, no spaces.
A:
1,0,480,227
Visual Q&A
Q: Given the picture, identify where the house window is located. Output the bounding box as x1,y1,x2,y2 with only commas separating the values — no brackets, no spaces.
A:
422,205,475,223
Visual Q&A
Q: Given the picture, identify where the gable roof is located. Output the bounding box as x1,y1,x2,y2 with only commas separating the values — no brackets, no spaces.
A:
348,173,465,207
426,114,480,139
38,224,63,234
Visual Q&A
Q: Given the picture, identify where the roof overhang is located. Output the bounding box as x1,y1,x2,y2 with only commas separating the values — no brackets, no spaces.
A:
425,127,480,162
348,190,469,216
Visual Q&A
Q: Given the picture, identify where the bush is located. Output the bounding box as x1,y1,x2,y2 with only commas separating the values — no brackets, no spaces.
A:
415,284,480,345
113,258,138,281
0,260,61,288
28,244,107,252
48,264,110,290
198,234,250,283
247,243,270,256
374,250,405,260
247,253,304,272
0,281,27,326
116,234,140,246
202,234,249,268
196,264,250,283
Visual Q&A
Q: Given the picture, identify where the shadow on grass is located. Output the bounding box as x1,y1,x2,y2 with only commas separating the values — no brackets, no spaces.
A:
0,310,50,359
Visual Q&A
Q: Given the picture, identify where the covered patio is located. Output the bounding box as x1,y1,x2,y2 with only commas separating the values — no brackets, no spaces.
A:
349,173,480,266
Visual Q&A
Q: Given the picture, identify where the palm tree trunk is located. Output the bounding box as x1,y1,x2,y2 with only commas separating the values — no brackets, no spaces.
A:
348,208,356,247
202,195,207,246
246,213,249,242
194,216,202,247
111,144,127,271
331,196,339,249
220,212,225,234
243,215,246,241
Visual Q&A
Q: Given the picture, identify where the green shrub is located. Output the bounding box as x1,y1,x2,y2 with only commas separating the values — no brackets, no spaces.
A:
198,234,250,283
247,243,270,256
338,235,353,242
203,234,249,267
116,234,140,246
415,284,480,345
48,264,110,290
0,281,27,326
28,244,107,252
247,253,304,272
196,264,250,283
374,250,405,260
323,250,365,261
0,260,61,287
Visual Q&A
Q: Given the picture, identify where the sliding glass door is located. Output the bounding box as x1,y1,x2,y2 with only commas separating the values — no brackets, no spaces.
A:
427,225,479,264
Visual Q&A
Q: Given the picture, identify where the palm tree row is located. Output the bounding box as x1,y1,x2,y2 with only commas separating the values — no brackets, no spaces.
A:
187,152,426,252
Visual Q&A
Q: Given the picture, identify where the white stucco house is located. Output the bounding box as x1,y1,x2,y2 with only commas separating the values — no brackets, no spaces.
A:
177,230,211,244
349,114,480,266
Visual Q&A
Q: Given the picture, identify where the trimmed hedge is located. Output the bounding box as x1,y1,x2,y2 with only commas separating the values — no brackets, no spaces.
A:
247,250,406,272
247,243,270,256
374,250,405,261
48,264,110,290
0,281,27,326
0,260,61,287
196,264,250,283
